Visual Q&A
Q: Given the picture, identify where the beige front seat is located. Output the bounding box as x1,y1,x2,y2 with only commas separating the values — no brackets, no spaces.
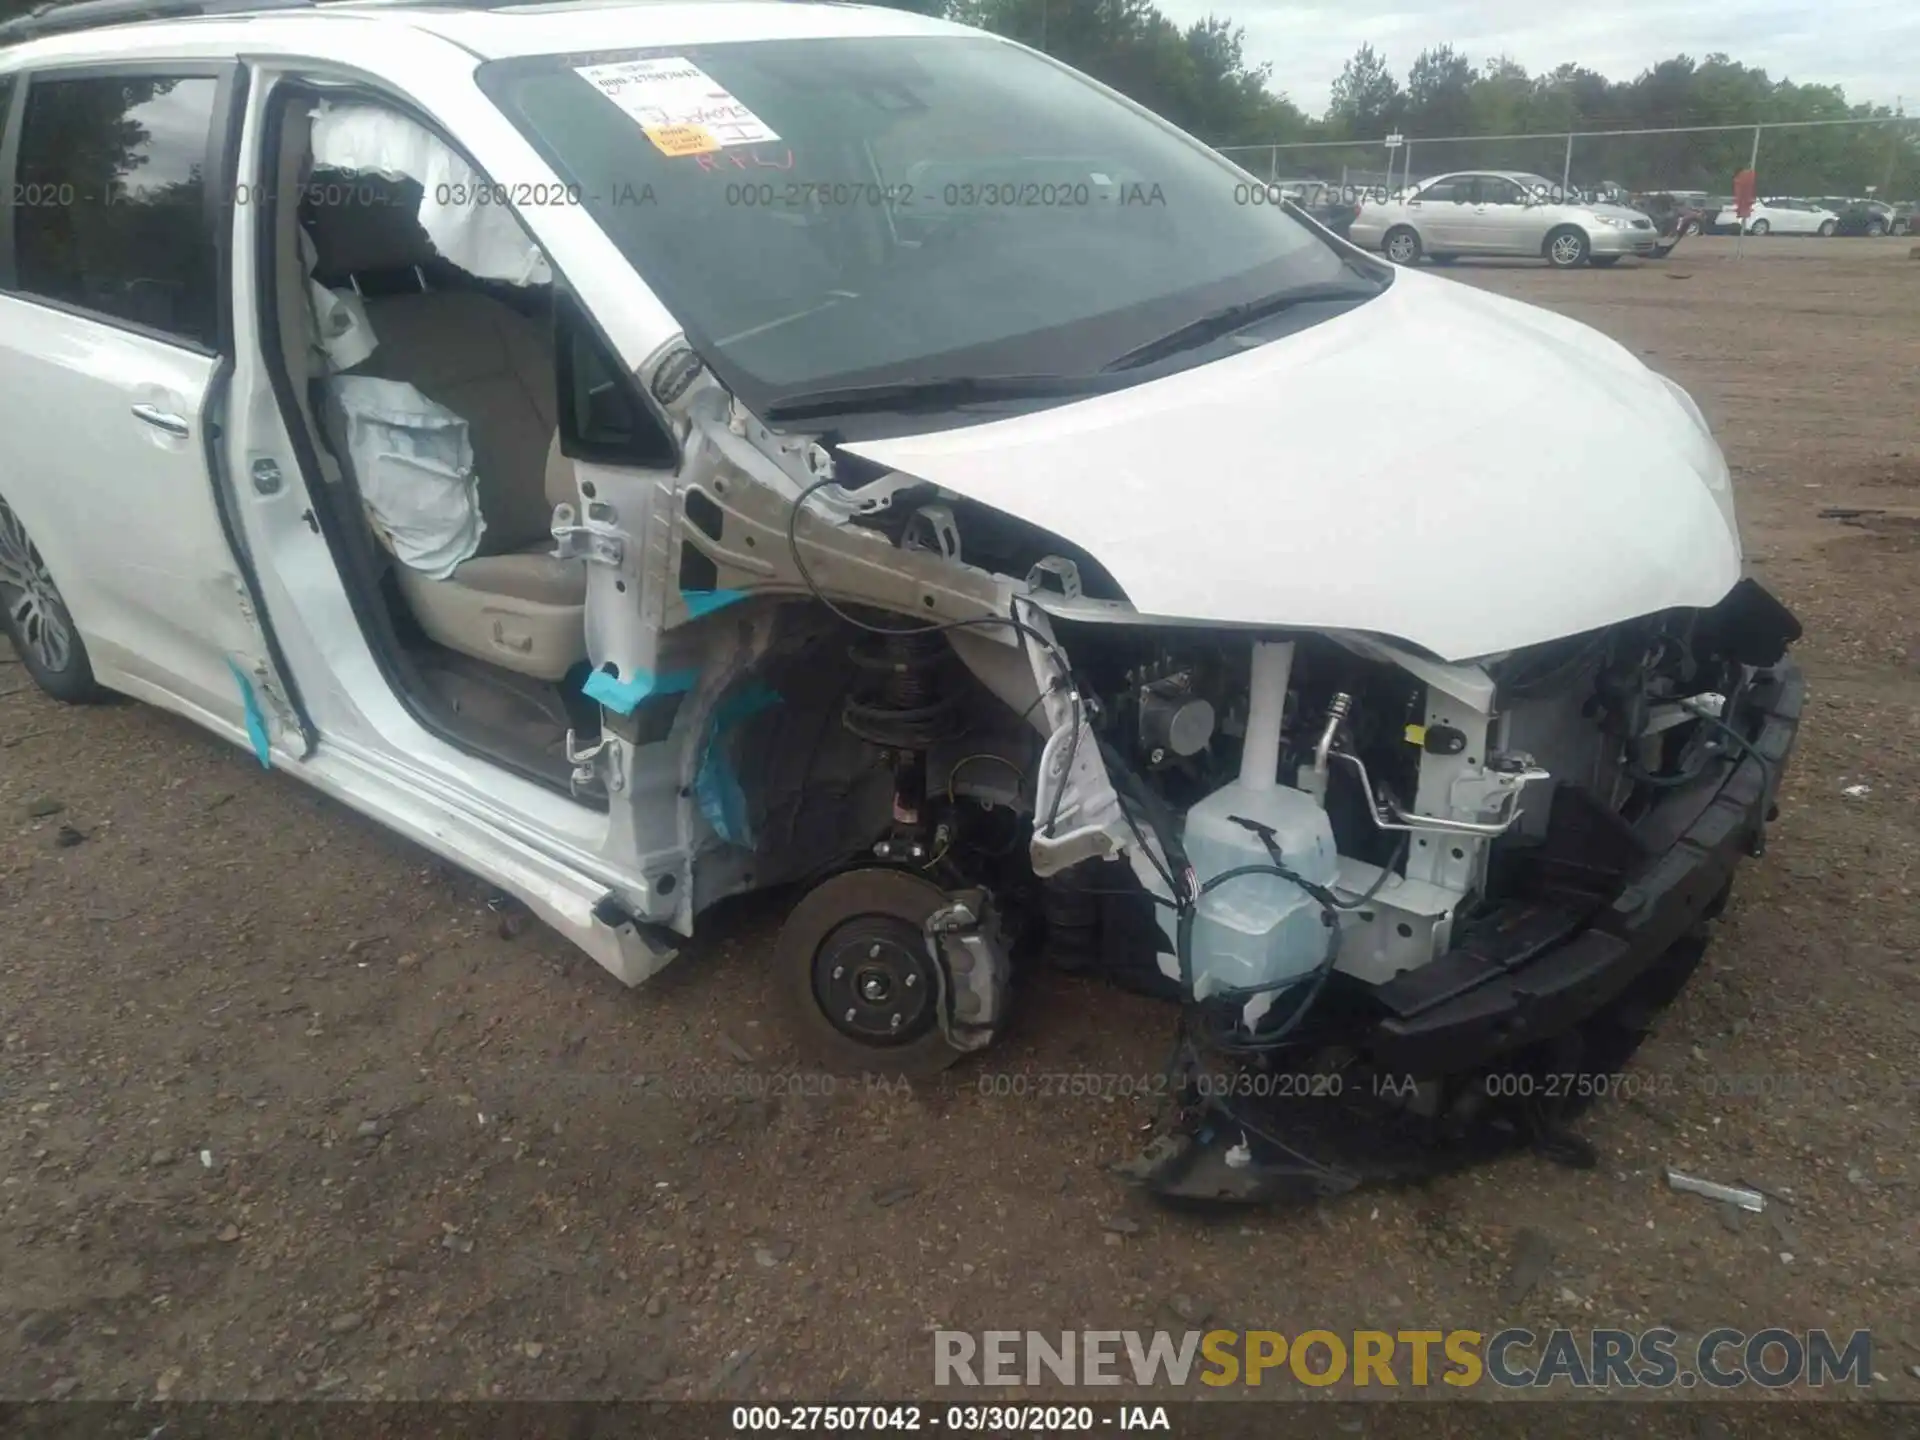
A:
392,431,585,682
310,188,587,681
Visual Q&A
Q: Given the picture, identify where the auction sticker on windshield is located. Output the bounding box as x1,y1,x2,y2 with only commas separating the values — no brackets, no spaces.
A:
574,57,780,149
642,123,720,157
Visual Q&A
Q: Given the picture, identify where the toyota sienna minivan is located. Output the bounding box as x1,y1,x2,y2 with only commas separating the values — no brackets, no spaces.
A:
0,0,1802,1197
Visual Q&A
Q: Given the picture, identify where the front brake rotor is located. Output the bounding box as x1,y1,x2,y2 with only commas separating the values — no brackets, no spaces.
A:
773,867,973,1080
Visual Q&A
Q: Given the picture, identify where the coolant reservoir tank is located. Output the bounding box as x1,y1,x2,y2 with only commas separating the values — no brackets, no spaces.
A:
1158,781,1340,1014
1154,638,1339,1026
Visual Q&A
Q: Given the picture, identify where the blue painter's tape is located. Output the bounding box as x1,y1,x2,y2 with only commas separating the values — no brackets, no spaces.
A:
581,669,651,714
581,664,701,716
682,588,747,618
225,658,272,769
695,681,783,847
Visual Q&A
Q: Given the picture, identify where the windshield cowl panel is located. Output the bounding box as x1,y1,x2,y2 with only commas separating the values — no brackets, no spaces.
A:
479,36,1377,414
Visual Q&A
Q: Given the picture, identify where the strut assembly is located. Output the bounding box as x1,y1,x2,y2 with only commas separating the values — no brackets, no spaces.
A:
770,624,1014,1075
842,630,964,861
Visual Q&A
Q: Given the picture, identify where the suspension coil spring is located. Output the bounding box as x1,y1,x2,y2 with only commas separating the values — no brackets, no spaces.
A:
842,631,964,749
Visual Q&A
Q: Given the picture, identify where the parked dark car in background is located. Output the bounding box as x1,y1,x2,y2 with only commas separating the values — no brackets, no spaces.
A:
1632,191,1708,253
1270,178,1360,238
1811,197,1899,236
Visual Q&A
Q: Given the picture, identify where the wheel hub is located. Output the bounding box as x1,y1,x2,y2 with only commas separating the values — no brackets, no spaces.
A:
0,502,72,675
813,914,936,1046
776,867,1000,1078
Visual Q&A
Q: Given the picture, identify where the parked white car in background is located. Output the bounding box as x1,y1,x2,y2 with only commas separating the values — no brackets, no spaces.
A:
1740,199,1840,236
1348,170,1661,269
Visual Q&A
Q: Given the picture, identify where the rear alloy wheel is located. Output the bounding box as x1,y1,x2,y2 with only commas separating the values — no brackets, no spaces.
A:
1867,219,1887,237
1749,219,1770,236
1545,228,1590,269
1383,227,1422,265
1817,219,1837,237
0,496,105,704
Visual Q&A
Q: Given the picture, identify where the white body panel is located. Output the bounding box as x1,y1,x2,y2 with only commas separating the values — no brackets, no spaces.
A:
844,266,1742,661
0,296,282,742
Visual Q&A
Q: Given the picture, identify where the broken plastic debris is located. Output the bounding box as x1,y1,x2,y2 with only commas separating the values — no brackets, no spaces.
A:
1666,1167,1764,1212
1841,784,1871,798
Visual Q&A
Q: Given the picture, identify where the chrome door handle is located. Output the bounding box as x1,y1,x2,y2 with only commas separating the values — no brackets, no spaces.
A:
131,404,190,438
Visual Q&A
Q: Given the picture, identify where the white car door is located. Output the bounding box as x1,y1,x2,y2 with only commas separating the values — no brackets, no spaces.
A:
0,62,305,758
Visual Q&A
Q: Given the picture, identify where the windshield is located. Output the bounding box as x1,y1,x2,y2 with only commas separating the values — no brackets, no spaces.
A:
478,37,1372,411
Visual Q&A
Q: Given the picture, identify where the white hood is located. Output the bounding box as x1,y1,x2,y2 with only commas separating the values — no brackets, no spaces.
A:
841,270,1742,661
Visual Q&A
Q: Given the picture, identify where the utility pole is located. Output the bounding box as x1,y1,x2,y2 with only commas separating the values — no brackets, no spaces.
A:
1882,98,1904,195
1736,126,1760,260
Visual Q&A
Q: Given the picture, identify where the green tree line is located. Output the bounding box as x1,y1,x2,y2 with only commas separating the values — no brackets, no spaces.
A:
1317,42,1914,197
932,0,1916,197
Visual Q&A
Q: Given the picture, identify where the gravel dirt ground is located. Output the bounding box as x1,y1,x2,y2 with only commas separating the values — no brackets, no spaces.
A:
2,234,1916,1411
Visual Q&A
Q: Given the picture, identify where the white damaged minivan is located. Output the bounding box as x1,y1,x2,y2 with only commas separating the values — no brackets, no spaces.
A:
0,0,1803,1199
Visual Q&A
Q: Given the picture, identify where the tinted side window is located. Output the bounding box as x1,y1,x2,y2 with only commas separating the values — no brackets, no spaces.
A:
556,291,676,469
13,74,220,348
1416,180,1459,204
1476,177,1526,206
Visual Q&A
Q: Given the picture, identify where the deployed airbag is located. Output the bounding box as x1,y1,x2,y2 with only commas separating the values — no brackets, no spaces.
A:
330,376,487,579
308,101,553,287
298,225,378,372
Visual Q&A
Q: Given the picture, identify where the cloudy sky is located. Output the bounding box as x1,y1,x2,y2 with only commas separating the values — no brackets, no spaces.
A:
1149,0,1918,117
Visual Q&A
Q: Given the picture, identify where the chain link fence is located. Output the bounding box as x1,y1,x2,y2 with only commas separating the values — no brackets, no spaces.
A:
1217,118,1920,211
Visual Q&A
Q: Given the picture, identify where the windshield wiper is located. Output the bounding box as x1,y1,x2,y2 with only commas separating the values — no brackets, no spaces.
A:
761,372,1101,422
1100,279,1385,373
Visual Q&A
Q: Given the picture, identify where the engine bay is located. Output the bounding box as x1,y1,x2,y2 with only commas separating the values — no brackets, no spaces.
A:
568,372,1806,1203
